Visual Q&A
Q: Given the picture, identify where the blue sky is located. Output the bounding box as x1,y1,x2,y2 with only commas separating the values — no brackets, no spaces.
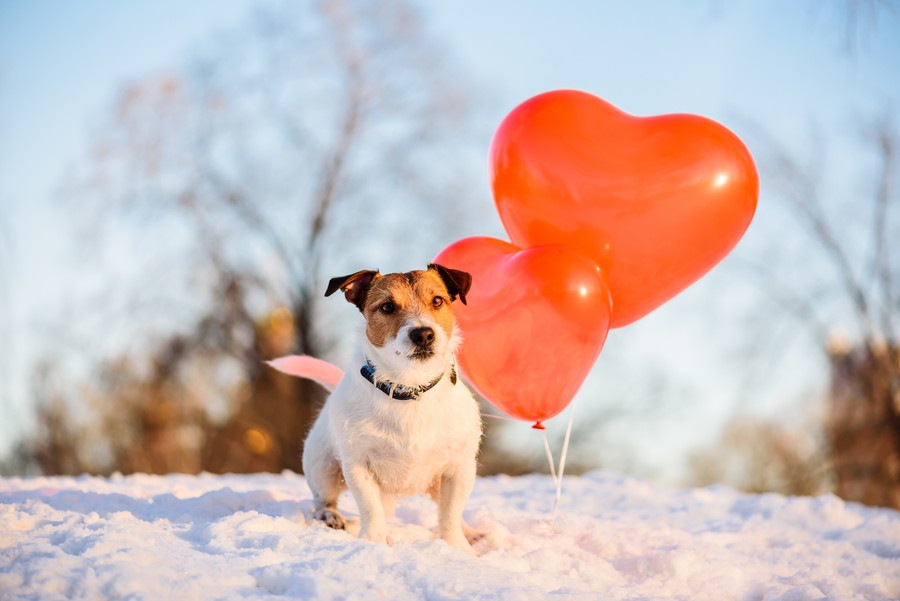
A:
2,1,899,478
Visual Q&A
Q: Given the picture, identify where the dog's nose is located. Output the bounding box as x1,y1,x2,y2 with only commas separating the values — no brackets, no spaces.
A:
409,326,435,348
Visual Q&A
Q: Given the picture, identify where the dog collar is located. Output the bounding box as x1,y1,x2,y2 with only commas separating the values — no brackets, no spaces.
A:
359,359,457,401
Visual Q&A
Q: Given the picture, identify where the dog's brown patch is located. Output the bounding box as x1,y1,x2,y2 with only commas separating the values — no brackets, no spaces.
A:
362,270,456,348
413,269,456,338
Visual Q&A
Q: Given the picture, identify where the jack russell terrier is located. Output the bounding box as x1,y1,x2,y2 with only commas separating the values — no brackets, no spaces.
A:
269,264,483,555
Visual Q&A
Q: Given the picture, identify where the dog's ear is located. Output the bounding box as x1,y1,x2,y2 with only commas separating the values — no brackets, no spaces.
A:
428,263,472,305
325,270,380,310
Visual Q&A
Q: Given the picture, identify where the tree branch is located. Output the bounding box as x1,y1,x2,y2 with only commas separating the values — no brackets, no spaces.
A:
762,130,878,341
870,116,898,343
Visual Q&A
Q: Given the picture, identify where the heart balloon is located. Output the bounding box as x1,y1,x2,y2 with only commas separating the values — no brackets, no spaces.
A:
435,236,612,427
491,90,758,328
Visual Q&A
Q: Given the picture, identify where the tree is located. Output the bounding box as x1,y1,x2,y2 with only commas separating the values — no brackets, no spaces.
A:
17,0,488,476
689,413,830,496
746,113,899,507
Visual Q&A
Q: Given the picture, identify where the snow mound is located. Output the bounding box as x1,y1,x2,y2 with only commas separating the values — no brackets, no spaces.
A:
1,471,897,600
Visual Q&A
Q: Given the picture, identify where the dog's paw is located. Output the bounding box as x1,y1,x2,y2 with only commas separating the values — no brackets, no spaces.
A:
358,524,387,544
313,508,346,530
462,522,485,545
464,529,485,545
444,534,478,556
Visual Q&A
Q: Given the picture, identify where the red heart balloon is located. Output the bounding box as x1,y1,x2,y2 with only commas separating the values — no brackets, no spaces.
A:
435,236,612,427
491,90,758,328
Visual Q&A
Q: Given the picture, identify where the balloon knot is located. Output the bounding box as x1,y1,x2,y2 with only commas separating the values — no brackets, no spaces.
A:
532,421,545,430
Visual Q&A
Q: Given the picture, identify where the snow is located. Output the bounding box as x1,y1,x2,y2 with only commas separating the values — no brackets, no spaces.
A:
1,471,897,600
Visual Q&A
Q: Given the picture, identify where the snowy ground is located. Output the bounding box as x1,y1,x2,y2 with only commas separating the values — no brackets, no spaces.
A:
1,471,897,600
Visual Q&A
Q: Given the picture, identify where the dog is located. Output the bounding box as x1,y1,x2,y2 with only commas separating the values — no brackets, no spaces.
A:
272,264,482,554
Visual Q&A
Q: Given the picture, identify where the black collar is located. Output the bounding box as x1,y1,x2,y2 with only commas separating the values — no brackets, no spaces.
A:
359,359,457,400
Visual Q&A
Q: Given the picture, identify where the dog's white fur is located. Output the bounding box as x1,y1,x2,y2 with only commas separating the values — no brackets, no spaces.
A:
302,268,482,554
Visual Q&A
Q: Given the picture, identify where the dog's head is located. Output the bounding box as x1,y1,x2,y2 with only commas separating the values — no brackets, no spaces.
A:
325,264,472,382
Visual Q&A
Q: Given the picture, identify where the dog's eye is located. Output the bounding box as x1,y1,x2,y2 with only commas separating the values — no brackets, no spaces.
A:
379,301,396,314
432,296,444,309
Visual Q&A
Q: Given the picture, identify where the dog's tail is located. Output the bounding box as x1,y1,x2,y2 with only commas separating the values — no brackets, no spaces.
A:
266,355,344,393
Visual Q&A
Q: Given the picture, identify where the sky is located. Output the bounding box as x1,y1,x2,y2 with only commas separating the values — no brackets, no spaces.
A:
1,1,899,480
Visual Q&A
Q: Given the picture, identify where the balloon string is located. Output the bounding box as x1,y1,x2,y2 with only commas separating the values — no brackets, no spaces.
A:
480,407,577,518
540,429,559,491
552,400,577,518
480,412,519,422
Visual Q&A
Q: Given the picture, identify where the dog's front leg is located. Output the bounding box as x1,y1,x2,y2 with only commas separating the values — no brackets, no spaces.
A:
344,462,387,543
438,462,477,555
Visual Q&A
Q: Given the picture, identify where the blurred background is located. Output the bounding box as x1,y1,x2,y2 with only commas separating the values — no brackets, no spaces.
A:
1,0,898,509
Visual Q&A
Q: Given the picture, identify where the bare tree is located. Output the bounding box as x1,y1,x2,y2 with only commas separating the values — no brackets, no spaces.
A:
689,412,831,496
72,0,477,358
0,213,12,423
17,0,487,476
839,0,896,55
745,112,899,507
